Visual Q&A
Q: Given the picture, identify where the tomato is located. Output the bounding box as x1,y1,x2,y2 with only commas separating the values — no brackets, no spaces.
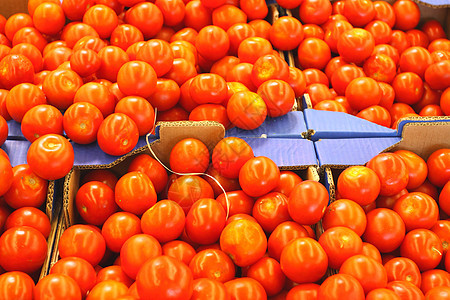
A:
440,88,450,116
192,278,229,300
331,65,365,96
384,257,421,287
0,54,34,90
169,138,209,174
100,213,140,254
5,207,50,239
182,0,211,32
246,257,284,296
210,56,240,79
42,69,83,110
265,221,308,262
110,24,144,52
87,280,128,299
136,255,193,299
321,226,363,269
421,269,450,294
0,156,12,197
257,79,295,117
393,0,420,31
363,208,406,253
357,105,392,127
116,61,157,99
345,77,382,111
226,24,255,56
220,219,267,267
20,104,63,143
367,153,409,196
12,27,47,53
189,104,230,129
342,0,374,27
425,286,450,300
251,192,289,233
251,54,289,87
393,192,438,232
226,90,267,130
10,43,42,73
97,113,139,156
34,274,82,300
238,156,279,198
240,0,268,21
165,58,198,86
376,189,408,209
3,163,48,209
318,274,365,299
147,79,180,112
27,134,74,180
249,19,271,40
281,237,327,283
124,2,163,39
97,46,130,82
32,2,65,36
0,271,34,300
337,166,381,206
59,224,106,266
425,60,450,91
440,182,450,218
421,20,446,42
285,67,306,98
400,229,443,271
0,226,47,273
127,155,167,195
5,83,46,124
63,102,104,145
215,191,253,218
268,16,303,51
298,0,331,25
366,288,402,300
340,255,387,294
297,38,331,70
406,30,429,48
322,199,366,236
393,150,427,189
72,36,105,53
324,20,353,54
114,96,155,137
50,257,97,297
188,249,235,283
337,28,375,64
190,73,227,105
387,281,425,300
365,21,393,45
213,5,247,31
195,26,229,62
363,53,396,83
427,149,450,187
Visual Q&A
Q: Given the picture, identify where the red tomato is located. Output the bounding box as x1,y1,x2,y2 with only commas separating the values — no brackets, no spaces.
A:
189,104,230,129
97,46,129,82
440,182,450,217
50,257,97,297
257,79,295,117
319,274,365,300
169,138,210,174
34,274,82,300
220,219,267,267
116,61,157,98
3,164,48,209
343,0,375,27
97,113,139,156
189,249,235,283
425,286,450,300
324,20,353,53
87,280,128,299
59,224,106,266
5,83,46,123
115,171,156,216
252,192,290,233
406,30,430,48
366,288,401,300
337,166,381,206
357,105,391,127
195,26,229,62
269,16,303,51
125,2,163,39
42,69,83,110
297,38,331,70
340,255,388,294
240,0,268,21
247,256,285,296
120,234,162,279
162,240,196,266
425,60,450,91
287,67,307,97
190,73,227,105
322,199,367,236
422,20,446,42
365,21,392,45
0,54,34,90
427,149,450,187
183,1,211,32
384,257,421,287
421,269,450,295
227,90,267,130
149,77,182,111
367,153,409,196
267,221,308,261
191,278,229,300
111,24,144,51
393,192,438,231
288,180,328,225
338,28,375,64
363,208,406,253
0,156,12,197
165,58,198,86
393,0,420,31
331,65,365,96
5,207,50,238
346,77,382,111
224,277,267,299
0,226,47,273
216,191,254,217
186,198,226,244
363,54,396,83
239,156,279,198
387,280,425,300
21,105,63,143
115,96,155,136
400,229,443,271
136,255,193,299
299,0,332,25
63,102,104,145
0,271,34,300
281,237,327,283
27,134,74,180
168,175,214,214
127,154,168,194
440,88,450,116
141,200,184,243
251,54,289,87
101,212,141,253
137,40,174,78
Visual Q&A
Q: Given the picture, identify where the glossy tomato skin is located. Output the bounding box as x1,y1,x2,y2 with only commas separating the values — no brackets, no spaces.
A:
427,149,450,188
212,137,254,179
281,237,328,283
386,280,425,300
220,219,267,267
0,226,47,273
63,102,104,145
337,166,380,206
6,82,46,123
337,28,375,64
0,155,12,197
367,153,409,196
393,192,439,231
400,229,443,271
322,199,367,236
141,200,184,243
257,79,295,117
101,212,141,253
34,274,82,300
239,156,279,197
127,154,168,194
58,224,106,266
252,192,290,233
42,69,83,110
191,278,229,300
216,191,254,217
169,138,210,174
189,249,235,283
363,208,406,253
421,269,450,295
87,280,128,299
384,257,422,287
318,274,365,300
3,164,48,209
340,255,388,294
136,255,193,299
0,271,35,300
115,171,157,216
76,181,118,226
167,175,214,214
27,134,74,180
5,207,50,238
50,257,97,297
227,91,267,130
288,180,329,225
21,104,63,143
97,113,139,156
0,54,34,90
224,277,267,300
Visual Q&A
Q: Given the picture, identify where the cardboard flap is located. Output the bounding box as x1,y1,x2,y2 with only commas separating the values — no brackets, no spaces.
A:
150,121,225,167
315,137,402,167
225,111,307,139
304,109,397,140
242,137,317,169
392,121,450,159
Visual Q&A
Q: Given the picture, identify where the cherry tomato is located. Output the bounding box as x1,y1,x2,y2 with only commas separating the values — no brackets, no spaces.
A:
101,212,141,253
318,274,365,300
384,257,421,287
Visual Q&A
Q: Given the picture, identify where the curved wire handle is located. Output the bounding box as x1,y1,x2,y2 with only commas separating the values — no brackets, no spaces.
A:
145,108,231,219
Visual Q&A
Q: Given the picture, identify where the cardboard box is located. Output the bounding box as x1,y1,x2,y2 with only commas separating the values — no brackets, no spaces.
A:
0,0,28,18
48,120,319,270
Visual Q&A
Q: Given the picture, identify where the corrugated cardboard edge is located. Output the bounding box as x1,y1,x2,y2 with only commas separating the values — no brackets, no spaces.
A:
38,209,60,280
